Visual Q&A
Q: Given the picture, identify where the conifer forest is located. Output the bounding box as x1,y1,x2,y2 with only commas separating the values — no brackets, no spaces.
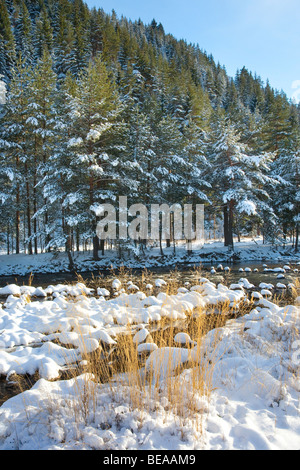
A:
1,0,300,452
0,0,299,262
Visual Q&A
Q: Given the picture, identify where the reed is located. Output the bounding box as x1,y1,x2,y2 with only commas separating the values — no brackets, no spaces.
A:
6,267,298,443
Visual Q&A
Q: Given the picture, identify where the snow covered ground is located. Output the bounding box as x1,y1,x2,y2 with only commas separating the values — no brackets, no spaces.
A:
0,272,299,450
0,238,299,277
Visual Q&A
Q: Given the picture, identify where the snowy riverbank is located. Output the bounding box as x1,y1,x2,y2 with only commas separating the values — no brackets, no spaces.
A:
0,272,299,450
0,238,300,278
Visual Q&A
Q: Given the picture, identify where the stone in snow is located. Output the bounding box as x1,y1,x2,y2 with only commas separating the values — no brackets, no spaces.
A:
261,289,273,298
155,279,167,288
174,332,196,346
251,292,263,300
178,287,189,294
112,279,122,290
93,330,117,345
277,274,285,280
127,283,139,291
259,283,274,290
133,328,150,344
32,287,47,297
97,288,110,297
137,343,158,354
0,284,21,296
230,284,245,291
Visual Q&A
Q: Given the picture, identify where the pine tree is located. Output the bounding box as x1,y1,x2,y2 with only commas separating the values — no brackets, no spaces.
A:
40,71,81,262
0,0,299,257
14,1,34,65
263,91,292,153
208,116,278,249
72,0,91,73
0,57,31,254
35,5,53,57
64,55,125,260
0,0,16,78
25,50,57,253
53,1,77,78
271,128,300,248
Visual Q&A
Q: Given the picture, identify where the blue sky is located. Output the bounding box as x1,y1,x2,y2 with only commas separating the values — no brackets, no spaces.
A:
85,0,300,103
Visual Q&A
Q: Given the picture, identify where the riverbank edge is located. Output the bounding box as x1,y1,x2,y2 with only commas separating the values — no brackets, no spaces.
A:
0,243,300,282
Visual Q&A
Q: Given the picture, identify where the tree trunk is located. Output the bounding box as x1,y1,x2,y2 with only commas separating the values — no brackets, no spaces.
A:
65,225,72,254
16,154,20,254
100,239,105,257
67,250,75,272
7,224,10,255
223,205,230,247
25,163,33,256
159,220,164,256
33,182,38,255
76,228,80,252
228,201,234,250
283,223,288,241
93,236,100,260
16,197,20,254
295,224,299,253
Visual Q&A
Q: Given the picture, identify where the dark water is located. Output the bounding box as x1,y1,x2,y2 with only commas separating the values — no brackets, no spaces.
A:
0,260,298,294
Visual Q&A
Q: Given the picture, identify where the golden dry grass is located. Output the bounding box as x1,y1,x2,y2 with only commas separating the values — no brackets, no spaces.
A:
4,267,299,438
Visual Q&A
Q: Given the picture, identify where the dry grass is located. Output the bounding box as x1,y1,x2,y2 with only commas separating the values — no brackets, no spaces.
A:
67,292,249,424
12,269,253,410
290,277,300,302
4,266,296,441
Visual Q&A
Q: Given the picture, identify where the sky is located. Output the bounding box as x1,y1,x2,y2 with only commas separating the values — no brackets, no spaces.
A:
84,0,300,103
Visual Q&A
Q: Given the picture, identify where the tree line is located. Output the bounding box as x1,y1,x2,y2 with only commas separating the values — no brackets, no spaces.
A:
0,0,299,260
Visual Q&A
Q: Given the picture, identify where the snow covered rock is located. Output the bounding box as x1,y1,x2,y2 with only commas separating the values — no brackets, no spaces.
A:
174,332,196,346
97,288,110,298
0,285,21,296
112,279,122,290
155,279,167,288
133,328,150,345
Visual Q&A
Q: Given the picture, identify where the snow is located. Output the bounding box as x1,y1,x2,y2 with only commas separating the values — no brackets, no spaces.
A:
174,332,196,346
137,343,158,354
112,279,122,290
259,283,274,290
0,342,80,380
67,137,83,147
1,238,300,277
236,199,257,215
0,274,299,450
0,284,21,296
97,287,110,297
261,289,273,298
132,328,150,345
145,347,191,384
276,283,287,289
